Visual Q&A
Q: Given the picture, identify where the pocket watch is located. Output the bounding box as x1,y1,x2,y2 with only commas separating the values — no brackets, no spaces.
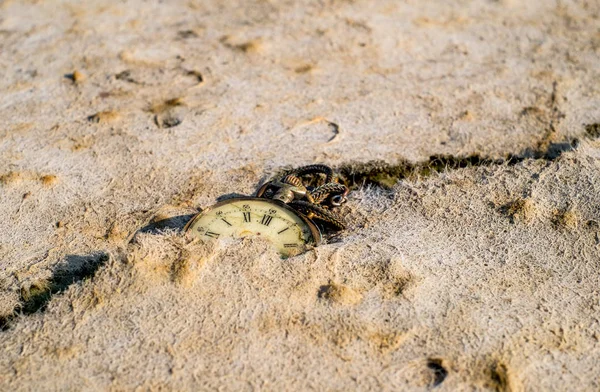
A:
184,165,349,257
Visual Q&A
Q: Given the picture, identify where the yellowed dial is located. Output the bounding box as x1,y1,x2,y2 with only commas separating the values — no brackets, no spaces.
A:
184,197,321,257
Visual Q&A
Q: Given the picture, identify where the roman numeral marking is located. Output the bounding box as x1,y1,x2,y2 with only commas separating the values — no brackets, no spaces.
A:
260,214,273,226
221,218,232,226
284,244,298,248
205,231,220,238
277,227,290,234
243,212,251,222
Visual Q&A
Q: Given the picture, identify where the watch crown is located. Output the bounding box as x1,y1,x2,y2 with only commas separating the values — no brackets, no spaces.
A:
270,181,307,203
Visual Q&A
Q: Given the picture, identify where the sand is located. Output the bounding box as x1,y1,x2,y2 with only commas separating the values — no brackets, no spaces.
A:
1,0,600,390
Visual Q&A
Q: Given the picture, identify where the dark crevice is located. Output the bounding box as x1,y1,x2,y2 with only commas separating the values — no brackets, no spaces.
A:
0,252,108,331
497,200,527,224
154,114,182,128
585,123,600,139
177,30,199,39
337,80,587,190
0,314,10,331
115,70,140,84
487,361,511,392
317,284,332,299
427,358,448,387
337,137,579,190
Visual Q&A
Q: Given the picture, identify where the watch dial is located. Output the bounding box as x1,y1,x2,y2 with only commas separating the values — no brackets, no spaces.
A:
185,198,318,256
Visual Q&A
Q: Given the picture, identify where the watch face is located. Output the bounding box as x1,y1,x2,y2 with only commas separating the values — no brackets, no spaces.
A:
185,197,320,257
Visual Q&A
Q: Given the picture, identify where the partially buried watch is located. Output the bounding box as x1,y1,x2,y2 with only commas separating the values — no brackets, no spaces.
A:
184,165,348,257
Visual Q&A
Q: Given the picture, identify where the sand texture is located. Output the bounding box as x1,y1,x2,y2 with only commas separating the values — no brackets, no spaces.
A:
1,0,600,390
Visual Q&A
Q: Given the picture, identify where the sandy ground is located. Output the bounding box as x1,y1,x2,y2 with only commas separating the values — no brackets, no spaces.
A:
1,0,600,390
